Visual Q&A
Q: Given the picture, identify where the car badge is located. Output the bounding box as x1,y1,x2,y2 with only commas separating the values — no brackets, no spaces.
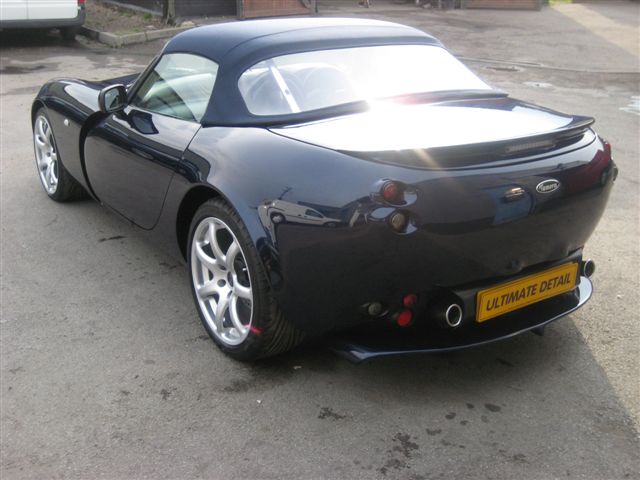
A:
536,179,561,194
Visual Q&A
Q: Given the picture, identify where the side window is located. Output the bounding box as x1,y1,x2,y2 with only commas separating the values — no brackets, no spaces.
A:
131,53,218,122
305,209,323,218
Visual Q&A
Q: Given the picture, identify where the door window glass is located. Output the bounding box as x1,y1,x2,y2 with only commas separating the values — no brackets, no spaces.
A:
305,209,323,218
132,53,218,122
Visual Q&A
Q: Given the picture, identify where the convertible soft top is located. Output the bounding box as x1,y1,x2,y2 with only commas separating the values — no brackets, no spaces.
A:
160,18,442,126
164,18,439,63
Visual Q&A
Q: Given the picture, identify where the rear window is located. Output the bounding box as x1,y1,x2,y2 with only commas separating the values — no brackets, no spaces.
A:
238,45,491,116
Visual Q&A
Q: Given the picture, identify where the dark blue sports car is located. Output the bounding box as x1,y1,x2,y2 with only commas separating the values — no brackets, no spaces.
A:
32,18,616,362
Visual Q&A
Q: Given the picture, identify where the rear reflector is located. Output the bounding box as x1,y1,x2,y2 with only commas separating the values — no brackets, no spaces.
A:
396,310,413,327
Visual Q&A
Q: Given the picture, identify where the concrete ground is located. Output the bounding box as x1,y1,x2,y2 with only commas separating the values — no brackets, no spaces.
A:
1,1,639,479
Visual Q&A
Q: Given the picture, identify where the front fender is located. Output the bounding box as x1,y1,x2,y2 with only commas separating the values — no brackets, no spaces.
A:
32,79,105,194
32,74,141,197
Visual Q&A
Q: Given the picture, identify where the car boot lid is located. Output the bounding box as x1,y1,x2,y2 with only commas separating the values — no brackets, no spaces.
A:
270,97,594,153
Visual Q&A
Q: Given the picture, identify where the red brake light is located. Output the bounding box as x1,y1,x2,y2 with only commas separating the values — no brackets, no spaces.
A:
396,309,413,327
603,139,612,159
402,294,418,308
382,181,401,203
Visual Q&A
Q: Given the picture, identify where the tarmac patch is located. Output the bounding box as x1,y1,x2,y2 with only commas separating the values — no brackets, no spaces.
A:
524,81,553,88
620,96,640,116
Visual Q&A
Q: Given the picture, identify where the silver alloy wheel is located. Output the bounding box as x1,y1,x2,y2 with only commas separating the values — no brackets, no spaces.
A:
33,115,58,195
191,217,253,346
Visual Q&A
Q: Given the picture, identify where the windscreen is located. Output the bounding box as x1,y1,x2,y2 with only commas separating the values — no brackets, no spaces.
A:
238,45,491,116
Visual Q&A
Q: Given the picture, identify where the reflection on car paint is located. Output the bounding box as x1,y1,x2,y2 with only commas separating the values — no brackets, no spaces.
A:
32,19,617,361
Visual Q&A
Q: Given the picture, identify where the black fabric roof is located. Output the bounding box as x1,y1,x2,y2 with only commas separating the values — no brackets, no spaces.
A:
164,18,438,63
160,18,442,126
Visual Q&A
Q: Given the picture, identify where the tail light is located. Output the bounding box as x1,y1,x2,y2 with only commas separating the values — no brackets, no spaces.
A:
602,139,612,159
396,309,413,327
382,181,402,203
402,294,418,308
601,138,618,182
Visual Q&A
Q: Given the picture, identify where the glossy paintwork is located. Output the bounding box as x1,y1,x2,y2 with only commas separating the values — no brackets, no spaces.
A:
176,124,613,334
271,97,586,152
31,19,616,352
32,74,139,196
34,80,100,193
329,276,592,363
84,108,200,229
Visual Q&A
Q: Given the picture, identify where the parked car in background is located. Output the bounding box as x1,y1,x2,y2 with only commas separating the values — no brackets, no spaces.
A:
0,0,85,40
259,200,340,227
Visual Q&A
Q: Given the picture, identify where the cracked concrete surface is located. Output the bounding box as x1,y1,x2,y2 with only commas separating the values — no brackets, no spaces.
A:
1,1,638,479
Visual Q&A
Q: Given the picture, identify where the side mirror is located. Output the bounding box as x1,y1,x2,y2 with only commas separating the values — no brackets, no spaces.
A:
98,84,127,113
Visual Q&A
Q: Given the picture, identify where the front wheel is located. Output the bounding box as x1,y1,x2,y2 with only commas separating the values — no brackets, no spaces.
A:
33,109,86,202
188,199,304,361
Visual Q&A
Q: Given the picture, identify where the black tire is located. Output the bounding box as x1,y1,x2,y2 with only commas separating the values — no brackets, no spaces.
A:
60,26,79,41
33,108,87,202
270,212,285,224
188,198,305,361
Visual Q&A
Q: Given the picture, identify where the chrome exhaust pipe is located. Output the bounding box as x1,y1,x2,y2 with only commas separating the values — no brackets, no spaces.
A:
430,298,464,328
445,304,463,328
581,259,596,278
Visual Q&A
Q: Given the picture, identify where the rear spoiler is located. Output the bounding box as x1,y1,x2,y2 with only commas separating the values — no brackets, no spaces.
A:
344,116,595,170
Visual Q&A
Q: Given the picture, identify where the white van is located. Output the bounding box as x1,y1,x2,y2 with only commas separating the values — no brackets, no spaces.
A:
0,0,86,40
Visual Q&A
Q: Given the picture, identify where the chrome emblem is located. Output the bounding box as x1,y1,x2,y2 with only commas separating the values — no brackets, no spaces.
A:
536,179,561,194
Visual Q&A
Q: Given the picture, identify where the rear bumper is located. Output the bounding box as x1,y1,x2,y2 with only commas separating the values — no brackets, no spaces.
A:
328,275,592,363
0,9,85,30
273,134,614,335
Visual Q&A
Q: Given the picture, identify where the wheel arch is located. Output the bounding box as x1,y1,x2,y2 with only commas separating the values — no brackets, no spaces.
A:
174,182,282,290
176,185,222,260
31,100,46,125
31,93,102,199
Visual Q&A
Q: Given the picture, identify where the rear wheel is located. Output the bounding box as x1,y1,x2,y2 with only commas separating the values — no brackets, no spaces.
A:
188,199,304,361
60,26,79,41
33,109,86,202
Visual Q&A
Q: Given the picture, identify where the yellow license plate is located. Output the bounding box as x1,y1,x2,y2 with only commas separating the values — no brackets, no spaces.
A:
476,262,579,323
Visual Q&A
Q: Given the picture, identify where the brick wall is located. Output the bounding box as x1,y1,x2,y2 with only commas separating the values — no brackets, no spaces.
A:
239,0,310,18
